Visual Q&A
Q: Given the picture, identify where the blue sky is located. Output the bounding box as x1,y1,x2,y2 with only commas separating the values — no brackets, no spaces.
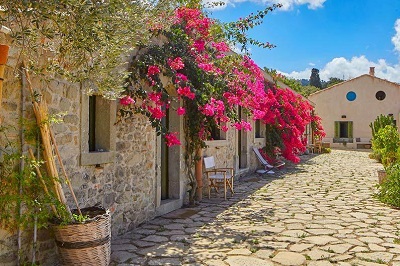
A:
206,0,400,82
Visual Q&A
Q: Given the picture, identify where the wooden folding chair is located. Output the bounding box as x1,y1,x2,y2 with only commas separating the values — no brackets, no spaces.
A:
203,156,234,200
314,137,322,154
252,147,285,174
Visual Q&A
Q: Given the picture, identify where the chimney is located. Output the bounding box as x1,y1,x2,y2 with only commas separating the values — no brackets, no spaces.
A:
369,67,375,76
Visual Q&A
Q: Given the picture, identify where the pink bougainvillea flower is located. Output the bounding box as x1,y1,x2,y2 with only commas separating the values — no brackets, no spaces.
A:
221,125,229,132
192,39,206,52
212,41,230,52
165,132,181,147
253,110,265,120
241,121,252,131
147,106,165,119
233,122,242,130
177,86,195,99
147,65,161,76
175,73,188,83
177,107,186,116
168,57,185,70
200,103,215,116
198,62,213,72
148,92,163,105
119,95,135,106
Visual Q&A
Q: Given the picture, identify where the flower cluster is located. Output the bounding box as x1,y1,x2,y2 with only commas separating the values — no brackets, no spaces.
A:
119,6,324,162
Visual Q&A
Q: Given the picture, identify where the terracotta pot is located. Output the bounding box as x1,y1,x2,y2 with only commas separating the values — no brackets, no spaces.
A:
0,45,9,65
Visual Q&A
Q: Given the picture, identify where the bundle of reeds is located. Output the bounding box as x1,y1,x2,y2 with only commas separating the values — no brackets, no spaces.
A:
23,62,81,219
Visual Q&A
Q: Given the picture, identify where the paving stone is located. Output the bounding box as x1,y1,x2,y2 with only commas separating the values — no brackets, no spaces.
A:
110,251,145,264
359,237,385,244
307,261,334,266
227,249,252,255
323,243,352,254
290,243,314,252
142,235,169,243
281,230,308,238
111,243,138,251
355,252,394,264
329,254,354,262
305,229,337,235
305,236,339,245
147,258,181,266
253,249,274,259
137,242,186,257
307,249,335,260
272,251,306,265
225,255,273,266
164,223,185,230
131,240,155,248
205,259,229,266
368,243,386,251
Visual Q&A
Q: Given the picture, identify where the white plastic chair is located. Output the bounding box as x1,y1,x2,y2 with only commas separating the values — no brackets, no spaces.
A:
203,156,234,200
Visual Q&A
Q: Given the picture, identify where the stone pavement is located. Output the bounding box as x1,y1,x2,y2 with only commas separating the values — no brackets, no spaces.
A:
111,150,400,266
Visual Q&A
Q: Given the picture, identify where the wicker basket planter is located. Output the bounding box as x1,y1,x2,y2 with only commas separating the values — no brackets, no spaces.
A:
377,169,387,185
52,207,111,266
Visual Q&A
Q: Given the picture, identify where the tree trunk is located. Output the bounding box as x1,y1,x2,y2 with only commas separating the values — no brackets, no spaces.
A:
195,148,203,201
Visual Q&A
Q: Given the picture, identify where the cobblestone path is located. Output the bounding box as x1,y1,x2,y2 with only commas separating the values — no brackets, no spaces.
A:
111,150,400,266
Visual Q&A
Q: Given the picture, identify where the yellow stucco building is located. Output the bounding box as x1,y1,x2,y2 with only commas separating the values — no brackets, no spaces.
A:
308,67,400,149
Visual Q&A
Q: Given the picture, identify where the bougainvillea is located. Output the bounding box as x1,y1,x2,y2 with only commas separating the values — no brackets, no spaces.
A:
118,6,324,200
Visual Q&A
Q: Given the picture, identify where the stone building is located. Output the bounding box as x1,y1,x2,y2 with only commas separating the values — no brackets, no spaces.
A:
308,67,400,149
0,44,284,265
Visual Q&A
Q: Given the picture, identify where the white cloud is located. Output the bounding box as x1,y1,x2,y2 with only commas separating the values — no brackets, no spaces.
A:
392,18,400,53
203,0,326,11
281,55,400,83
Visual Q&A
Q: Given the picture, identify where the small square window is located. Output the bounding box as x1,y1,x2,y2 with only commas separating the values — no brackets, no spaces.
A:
209,124,226,141
81,94,116,165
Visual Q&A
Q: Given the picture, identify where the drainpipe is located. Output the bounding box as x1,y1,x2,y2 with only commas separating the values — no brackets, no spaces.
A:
18,65,26,266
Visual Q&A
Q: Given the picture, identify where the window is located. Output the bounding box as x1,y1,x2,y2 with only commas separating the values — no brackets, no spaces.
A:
81,94,116,165
346,91,356,101
376,91,386,101
254,120,262,138
334,121,353,143
209,124,226,141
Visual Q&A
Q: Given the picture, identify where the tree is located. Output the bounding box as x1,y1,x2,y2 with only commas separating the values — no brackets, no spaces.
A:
325,77,344,88
264,68,319,97
1,0,178,98
309,68,322,89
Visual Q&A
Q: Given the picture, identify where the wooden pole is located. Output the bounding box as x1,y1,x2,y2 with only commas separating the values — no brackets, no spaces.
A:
49,129,82,216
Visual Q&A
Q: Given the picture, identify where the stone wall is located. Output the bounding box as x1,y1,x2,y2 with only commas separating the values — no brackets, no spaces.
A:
0,44,159,265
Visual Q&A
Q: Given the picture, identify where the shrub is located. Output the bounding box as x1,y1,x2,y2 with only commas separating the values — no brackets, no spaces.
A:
322,147,331,153
376,163,400,207
371,125,400,167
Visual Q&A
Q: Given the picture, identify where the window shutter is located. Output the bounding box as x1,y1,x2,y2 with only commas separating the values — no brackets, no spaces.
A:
348,121,353,139
334,121,339,138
